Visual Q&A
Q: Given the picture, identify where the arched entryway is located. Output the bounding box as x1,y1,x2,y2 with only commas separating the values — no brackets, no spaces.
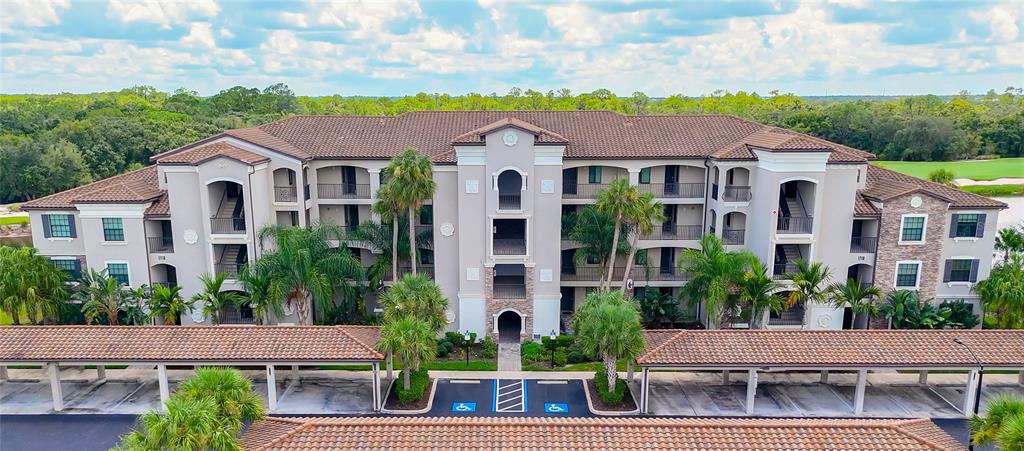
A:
497,310,522,343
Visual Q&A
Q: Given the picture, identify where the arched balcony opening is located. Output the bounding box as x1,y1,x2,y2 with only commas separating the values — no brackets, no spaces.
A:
497,169,523,210
722,212,747,245
723,168,751,201
219,291,255,324
777,180,816,234
273,168,298,202
208,180,245,234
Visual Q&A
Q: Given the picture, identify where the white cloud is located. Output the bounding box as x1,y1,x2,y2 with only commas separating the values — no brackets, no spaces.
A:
971,5,1020,42
181,23,216,48
540,3,649,47
280,11,309,28
106,0,220,29
219,27,234,38
258,30,365,74
1,0,69,29
313,0,422,38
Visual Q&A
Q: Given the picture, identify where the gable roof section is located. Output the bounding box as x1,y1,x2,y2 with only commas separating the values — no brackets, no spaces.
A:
865,165,1006,209
240,417,964,451
854,192,881,217
22,166,163,210
156,141,271,166
451,117,569,144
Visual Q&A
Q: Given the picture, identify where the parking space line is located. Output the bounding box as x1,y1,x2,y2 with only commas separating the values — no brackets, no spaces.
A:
450,380,480,384
494,379,526,413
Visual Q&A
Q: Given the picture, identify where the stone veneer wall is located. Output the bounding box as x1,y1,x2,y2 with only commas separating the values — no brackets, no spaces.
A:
873,192,950,303
483,265,535,340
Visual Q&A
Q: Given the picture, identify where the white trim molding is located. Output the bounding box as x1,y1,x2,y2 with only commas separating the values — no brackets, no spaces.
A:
455,146,486,166
534,146,565,165
753,150,830,173
74,203,150,219
893,260,922,290
898,213,928,245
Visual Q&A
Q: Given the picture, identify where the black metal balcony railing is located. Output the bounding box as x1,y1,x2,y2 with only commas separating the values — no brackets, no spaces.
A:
777,216,813,234
560,266,691,282
317,183,370,199
769,302,805,326
638,183,705,198
498,193,521,210
147,236,174,253
722,186,752,202
493,283,527,299
562,183,608,199
210,217,246,234
849,236,878,253
493,238,527,255
773,262,799,280
385,265,435,281
274,186,298,202
643,224,702,240
214,263,241,279
723,229,745,245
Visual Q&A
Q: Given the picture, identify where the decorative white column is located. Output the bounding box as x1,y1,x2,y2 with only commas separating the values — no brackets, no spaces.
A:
1018,371,1023,387
853,369,867,415
48,363,63,412
266,365,278,412
627,169,640,186
640,368,650,414
918,370,928,385
372,363,381,412
963,369,980,415
157,364,170,409
745,369,758,415
292,365,300,383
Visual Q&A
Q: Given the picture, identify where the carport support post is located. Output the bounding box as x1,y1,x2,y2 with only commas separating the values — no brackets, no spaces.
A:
819,370,828,384
853,369,867,415
157,364,170,408
372,362,381,412
48,363,63,412
96,365,106,382
291,365,299,383
266,365,277,412
640,367,650,414
745,369,758,415
0,365,8,380
722,370,730,384
1018,371,1023,387
963,369,980,415
918,370,928,385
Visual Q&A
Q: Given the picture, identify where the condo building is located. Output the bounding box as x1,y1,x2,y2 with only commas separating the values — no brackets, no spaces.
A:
23,111,1005,338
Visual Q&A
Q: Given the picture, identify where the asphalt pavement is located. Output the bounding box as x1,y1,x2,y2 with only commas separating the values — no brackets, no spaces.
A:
428,378,589,417
0,414,137,451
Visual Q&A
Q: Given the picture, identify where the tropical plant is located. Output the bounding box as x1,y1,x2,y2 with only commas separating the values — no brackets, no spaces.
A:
975,252,1024,328
678,234,756,328
595,178,639,289
880,290,950,329
75,269,129,325
635,289,682,327
995,224,1024,260
191,273,243,325
370,180,403,279
349,215,431,289
116,396,236,451
255,222,364,324
619,192,665,292
237,260,281,325
827,278,882,329
376,315,436,390
379,274,449,333
387,148,436,276
0,246,68,325
123,285,151,326
571,290,645,392
563,205,630,281
738,260,784,329
174,367,266,428
926,168,955,185
784,259,833,316
969,394,1024,450
148,284,192,325
939,299,980,329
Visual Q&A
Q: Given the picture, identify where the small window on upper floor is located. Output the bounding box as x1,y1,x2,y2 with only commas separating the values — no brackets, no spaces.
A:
952,214,985,238
945,259,975,283
895,262,921,288
45,214,74,238
102,218,125,241
639,168,651,184
588,166,602,184
419,249,434,265
900,215,926,242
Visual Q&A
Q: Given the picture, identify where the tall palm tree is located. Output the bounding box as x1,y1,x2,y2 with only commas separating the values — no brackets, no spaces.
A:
256,222,364,324
376,316,436,390
995,225,1024,260
784,259,833,322
564,205,630,283
148,284,192,325
0,246,67,325
619,192,665,292
191,273,242,325
379,274,449,334
970,394,1024,450
76,269,127,325
595,178,638,289
572,290,645,391
678,234,756,328
372,180,403,279
738,260,783,329
238,260,281,325
828,278,882,329
976,252,1024,329
388,148,436,276
175,367,265,429
116,396,235,451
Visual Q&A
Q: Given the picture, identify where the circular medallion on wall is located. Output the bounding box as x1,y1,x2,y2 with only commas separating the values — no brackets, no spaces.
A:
445,311,455,324
183,229,198,244
190,310,205,324
910,196,923,208
502,130,518,147
283,301,295,316
439,222,455,237
817,313,832,328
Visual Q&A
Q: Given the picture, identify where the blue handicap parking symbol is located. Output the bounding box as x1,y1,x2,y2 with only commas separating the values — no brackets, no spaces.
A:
544,403,569,414
452,402,477,413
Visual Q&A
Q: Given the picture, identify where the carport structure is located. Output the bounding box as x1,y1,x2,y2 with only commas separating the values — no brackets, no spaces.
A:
0,325,384,412
636,329,1024,416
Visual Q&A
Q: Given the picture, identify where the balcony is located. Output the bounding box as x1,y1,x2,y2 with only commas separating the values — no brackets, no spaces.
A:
722,186,751,202
493,283,527,299
638,183,705,199
849,236,878,253
560,266,691,282
210,217,246,234
643,224,702,241
317,183,370,199
769,301,805,326
498,193,521,210
777,216,813,234
493,239,527,256
214,262,241,279
773,262,799,280
562,183,608,199
274,186,298,202
147,236,174,253
723,229,745,245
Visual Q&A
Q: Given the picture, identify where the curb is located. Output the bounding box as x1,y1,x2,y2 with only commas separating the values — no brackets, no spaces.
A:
583,377,640,416
380,378,438,415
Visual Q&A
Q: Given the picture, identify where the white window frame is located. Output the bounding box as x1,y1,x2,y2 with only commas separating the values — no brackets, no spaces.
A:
898,214,928,245
946,256,976,286
893,260,922,289
104,260,131,287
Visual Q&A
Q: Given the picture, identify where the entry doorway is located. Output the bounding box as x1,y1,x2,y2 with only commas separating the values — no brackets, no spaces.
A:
497,310,522,343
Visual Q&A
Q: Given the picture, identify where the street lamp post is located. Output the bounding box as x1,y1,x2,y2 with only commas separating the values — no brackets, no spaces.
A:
954,337,984,451
549,330,557,368
464,330,471,368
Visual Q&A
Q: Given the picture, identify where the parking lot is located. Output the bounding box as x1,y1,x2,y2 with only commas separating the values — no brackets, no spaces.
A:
427,378,589,417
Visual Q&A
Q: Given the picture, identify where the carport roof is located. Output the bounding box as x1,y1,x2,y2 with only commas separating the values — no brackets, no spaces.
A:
637,329,1024,368
0,325,383,363
240,416,963,450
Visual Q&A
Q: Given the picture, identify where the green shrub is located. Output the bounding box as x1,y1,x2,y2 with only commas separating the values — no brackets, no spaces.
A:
435,339,454,358
444,331,476,347
396,369,430,405
520,341,544,363
940,300,980,329
594,368,626,404
566,342,594,364
542,334,574,351
553,348,568,367
927,168,955,186
480,336,497,359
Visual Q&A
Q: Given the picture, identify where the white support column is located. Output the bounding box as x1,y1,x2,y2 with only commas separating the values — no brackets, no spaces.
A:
626,361,634,382
291,365,300,383
1018,370,1023,387
386,354,394,380
48,363,63,412
745,369,758,416
640,368,650,414
722,370,730,384
918,370,928,386
627,169,640,186
96,365,106,382
372,362,381,412
963,369,980,415
0,365,9,380
266,365,278,412
157,364,170,409
853,369,867,415
819,370,828,384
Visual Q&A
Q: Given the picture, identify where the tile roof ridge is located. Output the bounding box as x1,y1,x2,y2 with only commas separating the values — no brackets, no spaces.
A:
636,329,688,364
334,325,384,359
249,419,314,451
890,418,960,451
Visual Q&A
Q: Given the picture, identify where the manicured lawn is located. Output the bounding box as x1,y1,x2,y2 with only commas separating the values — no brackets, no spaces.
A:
960,184,1024,197
0,216,29,226
872,158,1024,181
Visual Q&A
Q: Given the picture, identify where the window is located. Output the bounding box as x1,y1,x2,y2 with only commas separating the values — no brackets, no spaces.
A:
586,254,599,265
895,262,920,288
47,214,73,238
588,166,602,184
102,218,124,241
634,249,648,265
107,263,130,285
419,249,434,265
947,259,972,282
639,168,651,184
51,258,81,279
953,214,981,238
420,205,433,225
900,215,926,242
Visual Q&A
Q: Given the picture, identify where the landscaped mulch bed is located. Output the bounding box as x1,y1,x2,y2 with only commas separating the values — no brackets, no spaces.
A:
383,378,434,411
586,378,637,412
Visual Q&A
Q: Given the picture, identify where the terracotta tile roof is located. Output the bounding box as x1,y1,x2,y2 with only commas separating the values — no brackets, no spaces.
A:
240,417,964,450
854,192,881,217
864,165,1007,209
0,325,383,363
144,193,170,217
637,329,1024,368
452,117,568,144
156,141,270,166
712,126,875,163
22,166,164,210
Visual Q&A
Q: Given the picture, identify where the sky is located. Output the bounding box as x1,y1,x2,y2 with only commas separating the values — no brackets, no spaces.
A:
1,0,1022,97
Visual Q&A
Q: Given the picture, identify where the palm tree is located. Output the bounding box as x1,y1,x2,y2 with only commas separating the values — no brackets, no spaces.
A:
376,316,436,390
619,192,665,292
379,274,449,333
388,148,436,276
255,222,364,324
116,396,235,451
678,234,756,328
572,290,645,391
191,273,242,325
595,178,638,289
371,180,403,279
827,278,882,329
76,269,128,325
976,253,1024,329
148,284,192,325
738,260,783,329
995,224,1024,260
349,214,430,284
969,394,1024,450
0,246,68,325
175,367,265,429
564,205,630,283
784,259,833,322
237,260,281,325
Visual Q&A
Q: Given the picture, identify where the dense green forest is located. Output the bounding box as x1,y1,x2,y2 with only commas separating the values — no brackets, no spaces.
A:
2,84,1022,203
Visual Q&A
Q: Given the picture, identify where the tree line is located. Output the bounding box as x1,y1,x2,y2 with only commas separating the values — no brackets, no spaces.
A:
2,84,1022,204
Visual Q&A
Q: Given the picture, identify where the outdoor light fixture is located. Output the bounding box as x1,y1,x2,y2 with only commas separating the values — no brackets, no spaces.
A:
954,337,984,451
464,330,472,367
